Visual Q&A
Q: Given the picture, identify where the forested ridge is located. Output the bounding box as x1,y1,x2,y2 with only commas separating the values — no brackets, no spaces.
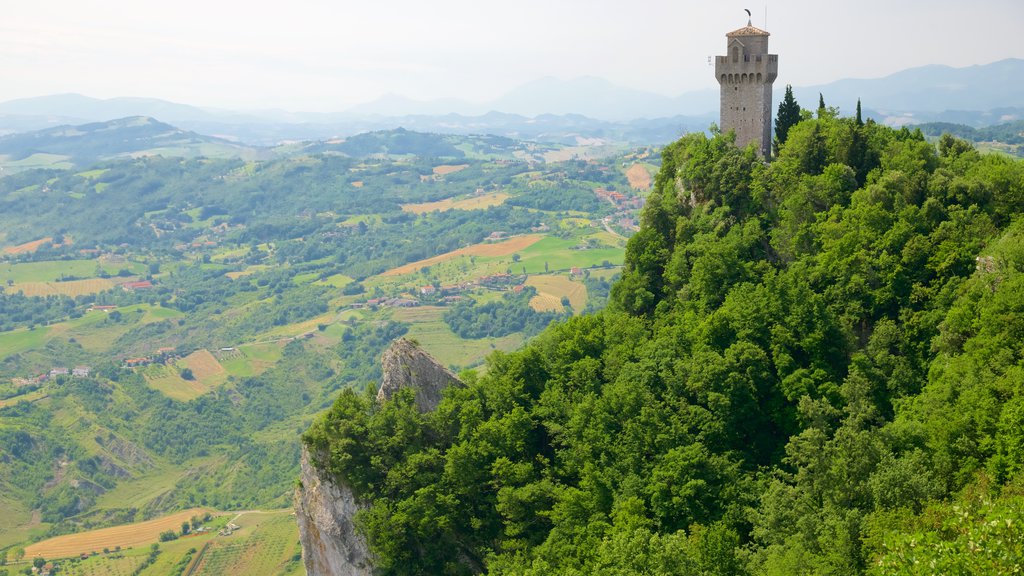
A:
306,114,1024,574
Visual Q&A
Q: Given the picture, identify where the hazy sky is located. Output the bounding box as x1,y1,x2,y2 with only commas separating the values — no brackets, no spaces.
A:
3,0,1022,111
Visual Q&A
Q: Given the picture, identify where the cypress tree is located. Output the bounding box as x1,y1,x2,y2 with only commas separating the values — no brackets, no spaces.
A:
856,98,863,126
774,85,801,156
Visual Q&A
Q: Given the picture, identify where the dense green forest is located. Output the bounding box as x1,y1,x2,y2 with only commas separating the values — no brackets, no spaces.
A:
444,287,568,339
306,115,1024,574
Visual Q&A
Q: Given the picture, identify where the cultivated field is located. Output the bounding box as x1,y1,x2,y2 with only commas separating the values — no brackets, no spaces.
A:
391,306,524,369
219,344,282,378
432,164,469,176
0,152,74,172
625,163,653,191
0,304,180,360
3,237,53,255
225,265,270,279
23,508,210,559
0,390,48,409
401,191,509,214
381,234,544,276
182,349,227,383
9,278,120,297
144,350,224,401
60,551,145,576
528,292,564,313
526,274,588,313
0,259,145,284
190,511,302,576
505,235,625,275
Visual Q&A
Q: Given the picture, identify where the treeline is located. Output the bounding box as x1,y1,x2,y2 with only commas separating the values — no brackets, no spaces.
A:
305,114,1024,574
917,119,1024,145
0,291,79,331
506,181,605,213
443,287,567,339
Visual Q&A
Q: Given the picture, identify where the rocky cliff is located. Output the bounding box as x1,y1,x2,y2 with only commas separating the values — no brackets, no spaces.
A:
376,337,463,412
294,446,372,576
295,338,464,575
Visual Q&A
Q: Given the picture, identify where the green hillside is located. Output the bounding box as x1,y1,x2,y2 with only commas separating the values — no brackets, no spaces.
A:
0,117,263,173
305,118,1024,573
0,127,648,558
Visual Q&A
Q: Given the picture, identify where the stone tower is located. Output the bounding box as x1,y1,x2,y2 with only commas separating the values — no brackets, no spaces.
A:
715,18,778,157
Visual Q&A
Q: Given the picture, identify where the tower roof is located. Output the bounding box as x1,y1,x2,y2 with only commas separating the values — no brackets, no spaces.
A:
726,22,770,37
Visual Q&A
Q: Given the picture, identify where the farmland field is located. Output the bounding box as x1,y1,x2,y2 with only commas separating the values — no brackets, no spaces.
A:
0,304,177,359
489,235,625,275
182,349,227,384
0,389,48,408
0,496,33,549
526,274,588,313
0,259,145,283
0,326,49,358
9,278,120,297
189,511,303,576
0,152,74,172
23,508,211,559
432,163,469,175
392,306,525,369
401,191,509,214
3,237,53,255
528,292,564,313
41,511,298,576
381,234,543,276
219,343,283,378
625,162,653,191
60,550,145,576
144,350,224,401
313,273,354,288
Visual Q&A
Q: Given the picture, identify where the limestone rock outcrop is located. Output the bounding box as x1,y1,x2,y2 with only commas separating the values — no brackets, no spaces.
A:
376,337,464,412
294,447,372,576
295,338,464,575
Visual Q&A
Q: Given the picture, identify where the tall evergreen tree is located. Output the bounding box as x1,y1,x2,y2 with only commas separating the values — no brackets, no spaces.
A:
774,85,801,157
855,98,863,126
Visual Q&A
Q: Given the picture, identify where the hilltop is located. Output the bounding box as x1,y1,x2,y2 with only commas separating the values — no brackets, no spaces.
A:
0,116,263,173
303,113,1024,573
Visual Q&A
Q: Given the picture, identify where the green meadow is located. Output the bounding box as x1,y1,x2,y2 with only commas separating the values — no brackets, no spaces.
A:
0,259,146,283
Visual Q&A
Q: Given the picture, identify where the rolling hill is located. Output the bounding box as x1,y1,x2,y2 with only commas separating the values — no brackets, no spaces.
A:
0,116,264,173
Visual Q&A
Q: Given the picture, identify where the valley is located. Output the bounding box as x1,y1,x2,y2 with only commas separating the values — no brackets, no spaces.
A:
0,121,652,567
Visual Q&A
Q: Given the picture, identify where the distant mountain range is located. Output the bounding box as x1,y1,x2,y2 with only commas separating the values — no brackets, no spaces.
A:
0,58,1021,145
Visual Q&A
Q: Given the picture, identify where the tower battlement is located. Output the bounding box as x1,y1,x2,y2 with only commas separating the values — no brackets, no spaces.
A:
715,20,778,157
